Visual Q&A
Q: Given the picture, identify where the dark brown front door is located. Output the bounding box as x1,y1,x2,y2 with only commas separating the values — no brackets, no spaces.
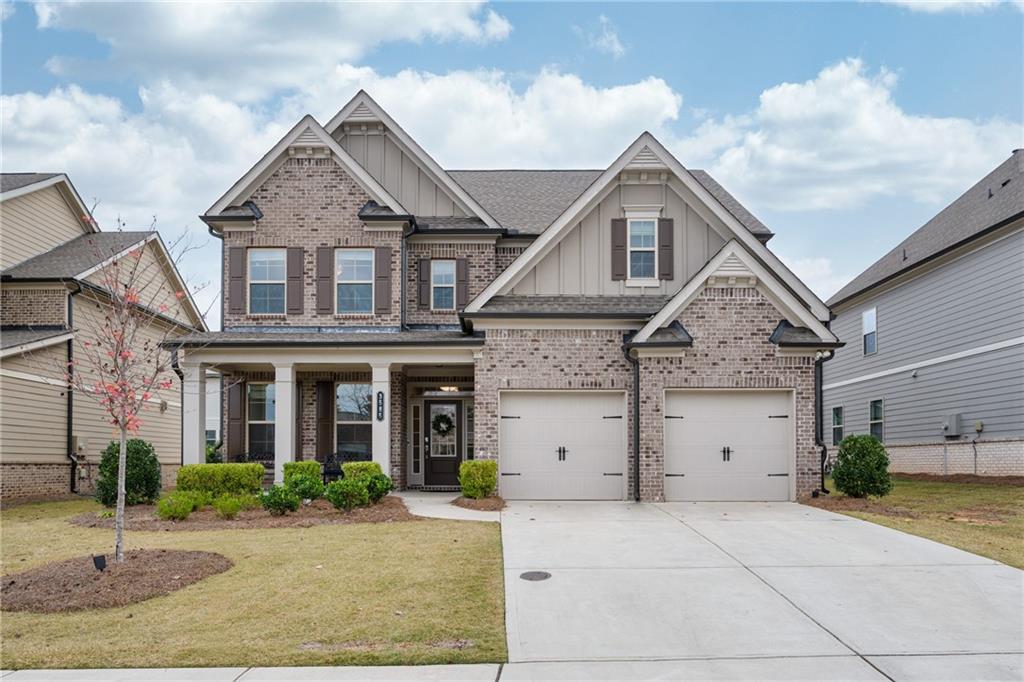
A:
425,400,461,486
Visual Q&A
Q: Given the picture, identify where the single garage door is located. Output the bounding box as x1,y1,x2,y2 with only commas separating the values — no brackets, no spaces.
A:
664,390,792,501
499,391,625,500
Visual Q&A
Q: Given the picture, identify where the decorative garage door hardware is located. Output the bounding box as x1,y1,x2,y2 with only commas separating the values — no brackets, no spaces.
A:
721,446,732,462
520,571,551,581
556,446,569,461
665,473,685,477
500,415,520,419
664,415,685,419
602,415,623,419
501,472,521,476
767,473,790,477
603,472,623,476
768,414,790,419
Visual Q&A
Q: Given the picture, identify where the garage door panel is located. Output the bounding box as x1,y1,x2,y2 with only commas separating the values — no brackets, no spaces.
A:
500,392,625,500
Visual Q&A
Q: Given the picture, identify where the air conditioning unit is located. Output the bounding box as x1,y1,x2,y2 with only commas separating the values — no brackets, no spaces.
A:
944,413,961,438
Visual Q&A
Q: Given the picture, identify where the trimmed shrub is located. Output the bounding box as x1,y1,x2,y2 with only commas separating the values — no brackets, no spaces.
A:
459,460,497,499
832,435,893,499
325,478,369,511
286,473,325,501
235,493,262,511
212,495,243,520
341,461,382,480
176,490,212,511
95,439,162,507
283,460,321,483
156,493,193,521
365,473,393,503
176,463,264,496
261,485,300,516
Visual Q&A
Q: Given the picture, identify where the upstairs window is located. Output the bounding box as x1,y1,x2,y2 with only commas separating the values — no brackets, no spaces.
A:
831,406,844,446
336,249,374,314
248,249,286,314
247,383,275,458
862,307,877,355
431,260,456,311
628,219,657,280
869,399,884,441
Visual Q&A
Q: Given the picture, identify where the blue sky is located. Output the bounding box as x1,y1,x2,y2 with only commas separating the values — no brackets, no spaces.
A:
3,1,1022,328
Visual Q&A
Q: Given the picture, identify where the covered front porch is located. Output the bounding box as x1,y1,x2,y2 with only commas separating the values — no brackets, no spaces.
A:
179,341,481,488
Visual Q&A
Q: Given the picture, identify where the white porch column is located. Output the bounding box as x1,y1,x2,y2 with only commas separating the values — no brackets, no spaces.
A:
181,363,206,466
273,363,295,484
370,363,391,476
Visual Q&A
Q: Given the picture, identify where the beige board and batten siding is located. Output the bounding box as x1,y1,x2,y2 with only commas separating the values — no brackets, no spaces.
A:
0,185,88,270
511,180,727,296
0,343,68,464
336,128,467,217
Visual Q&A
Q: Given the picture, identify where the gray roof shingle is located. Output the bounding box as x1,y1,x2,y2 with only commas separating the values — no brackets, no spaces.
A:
168,329,483,347
828,151,1024,306
474,295,671,317
1,231,152,280
1,173,61,193
628,321,694,348
768,320,843,348
0,325,72,350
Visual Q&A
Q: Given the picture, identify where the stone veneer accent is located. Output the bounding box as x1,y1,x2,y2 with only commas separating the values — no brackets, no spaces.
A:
406,242,497,325
884,438,1024,476
1,288,67,327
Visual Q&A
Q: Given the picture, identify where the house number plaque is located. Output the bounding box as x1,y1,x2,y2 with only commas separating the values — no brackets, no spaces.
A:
376,391,385,421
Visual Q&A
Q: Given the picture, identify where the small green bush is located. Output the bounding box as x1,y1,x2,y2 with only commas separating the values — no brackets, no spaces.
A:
95,438,162,507
156,493,193,521
832,435,893,498
286,473,325,501
283,460,321,483
176,463,264,496
341,461,382,480
175,489,212,511
365,473,393,503
205,442,223,463
234,493,262,511
261,485,300,516
212,494,243,520
459,460,497,499
325,478,369,511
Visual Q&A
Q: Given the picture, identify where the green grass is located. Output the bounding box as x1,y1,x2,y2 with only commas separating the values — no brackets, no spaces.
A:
811,476,1024,569
1,499,506,669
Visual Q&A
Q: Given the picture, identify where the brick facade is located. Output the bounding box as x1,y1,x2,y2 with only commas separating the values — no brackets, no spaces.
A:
0,462,179,504
1,288,67,327
884,438,1024,476
406,242,497,325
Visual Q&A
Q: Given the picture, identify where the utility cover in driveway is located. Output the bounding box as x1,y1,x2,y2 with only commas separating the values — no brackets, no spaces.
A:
499,391,625,500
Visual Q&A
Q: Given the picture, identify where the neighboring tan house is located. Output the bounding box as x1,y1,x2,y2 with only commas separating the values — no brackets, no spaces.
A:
824,151,1024,476
172,91,840,502
0,173,207,501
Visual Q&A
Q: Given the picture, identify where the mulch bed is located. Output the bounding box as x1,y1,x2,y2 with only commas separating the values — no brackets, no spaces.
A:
892,473,1024,486
68,495,419,532
1,549,232,613
803,494,919,519
452,496,506,512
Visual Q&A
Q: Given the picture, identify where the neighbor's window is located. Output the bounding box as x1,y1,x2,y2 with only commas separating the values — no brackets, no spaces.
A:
248,248,286,314
862,307,877,355
205,429,217,447
628,218,656,279
336,383,372,460
247,383,275,458
431,260,456,311
869,399,884,441
336,249,374,314
831,407,844,446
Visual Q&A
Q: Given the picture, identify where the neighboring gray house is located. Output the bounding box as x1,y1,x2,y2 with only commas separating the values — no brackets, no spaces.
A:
823,150,1024,476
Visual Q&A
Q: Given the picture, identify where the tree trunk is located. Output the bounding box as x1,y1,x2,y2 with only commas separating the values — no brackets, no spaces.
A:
114,427,127,563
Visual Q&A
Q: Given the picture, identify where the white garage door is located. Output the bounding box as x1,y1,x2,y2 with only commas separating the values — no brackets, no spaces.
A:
499,391,625,500
664,390,792,501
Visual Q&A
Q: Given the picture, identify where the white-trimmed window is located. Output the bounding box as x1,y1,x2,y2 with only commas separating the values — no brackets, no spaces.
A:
336,383,372,460
248,248,286,315
336,249,374,314
247,383,275,458
869,399,884,441
831,406,844,446
862,307,877,355
431,260,456,311
628,218,657,280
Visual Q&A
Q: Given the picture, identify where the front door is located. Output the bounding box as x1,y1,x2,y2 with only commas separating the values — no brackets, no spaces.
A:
425,400,462,486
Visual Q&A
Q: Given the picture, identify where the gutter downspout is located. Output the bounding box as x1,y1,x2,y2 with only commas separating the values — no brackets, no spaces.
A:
66,284,80,493
400,221,411,331
814,348,835,496
207,225,224,330
622,336,641,502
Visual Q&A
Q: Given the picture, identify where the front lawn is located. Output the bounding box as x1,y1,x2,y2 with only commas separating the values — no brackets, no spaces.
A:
806,474,1024,569
1,498,506,669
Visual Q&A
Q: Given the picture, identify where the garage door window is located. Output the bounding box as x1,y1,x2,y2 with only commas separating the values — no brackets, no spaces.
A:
831,406,844,446
869,399,884,441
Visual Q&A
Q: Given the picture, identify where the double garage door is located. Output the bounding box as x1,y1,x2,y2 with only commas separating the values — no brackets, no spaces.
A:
498,389,793,501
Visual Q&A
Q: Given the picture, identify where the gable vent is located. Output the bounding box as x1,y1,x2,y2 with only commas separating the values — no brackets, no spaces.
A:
628,145,663,168
346,101,377,123
707,253,756,287
294,128,322,145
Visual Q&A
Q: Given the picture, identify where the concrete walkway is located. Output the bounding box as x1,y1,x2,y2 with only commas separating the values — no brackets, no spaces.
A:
501,500,1024,680
396,490,500,522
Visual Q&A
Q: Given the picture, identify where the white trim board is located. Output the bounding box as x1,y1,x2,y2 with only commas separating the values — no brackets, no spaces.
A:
0,333,75,359
822,337,1024,391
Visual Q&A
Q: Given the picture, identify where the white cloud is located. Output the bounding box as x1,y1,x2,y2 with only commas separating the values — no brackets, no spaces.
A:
877,0,1018,13
779,256,855,300
678,58,1020,211
574,15,626,59
34,1,512,102
1,2,15,22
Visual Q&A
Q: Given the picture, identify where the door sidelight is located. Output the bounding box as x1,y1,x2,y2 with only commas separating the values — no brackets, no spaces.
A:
721,446,732,462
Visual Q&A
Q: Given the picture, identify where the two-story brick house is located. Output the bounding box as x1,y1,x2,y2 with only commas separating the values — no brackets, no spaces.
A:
174,91,841,502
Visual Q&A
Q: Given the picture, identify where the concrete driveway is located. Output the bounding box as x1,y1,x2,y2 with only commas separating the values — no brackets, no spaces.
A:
500,501,1023,681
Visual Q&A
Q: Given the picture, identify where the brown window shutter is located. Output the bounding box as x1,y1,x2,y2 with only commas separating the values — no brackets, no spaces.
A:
374,247,391,315
316,247,333,314
456,258,469,308
418,258,431,309
228,247,246,314
316,381,334,461
658,218,674,280
226,379,246,459
611,218,627,281
286,247,304,314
